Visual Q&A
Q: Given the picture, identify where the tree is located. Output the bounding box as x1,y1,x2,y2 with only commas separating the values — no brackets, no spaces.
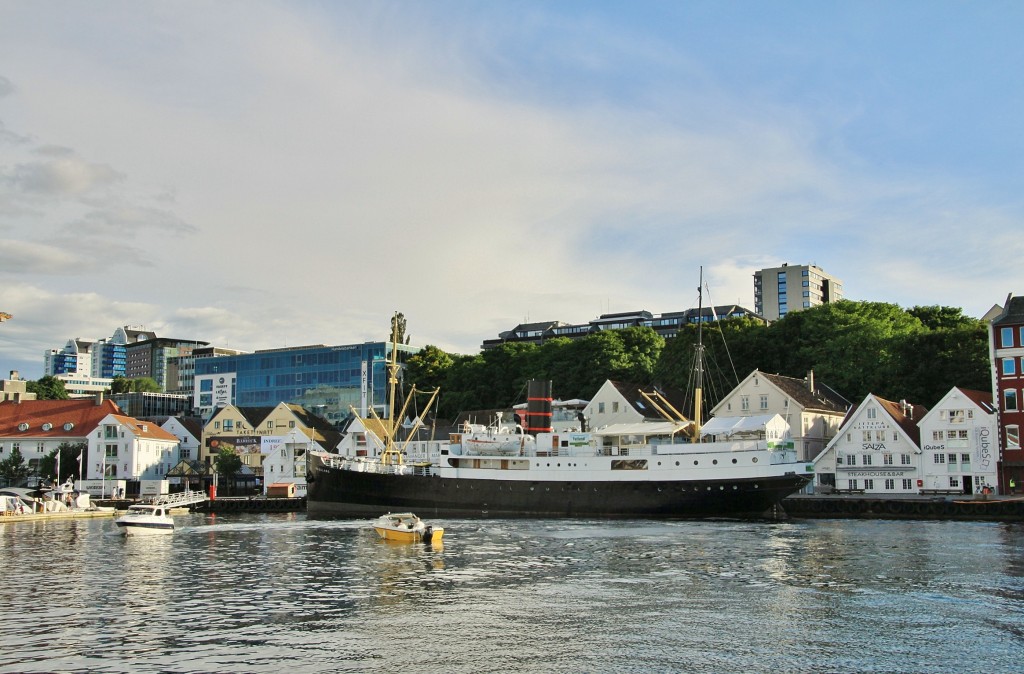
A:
391,312,409,345
38,442,87,484
0,447,30,484
110,376,160,393
27,376,69,400
214,448,243,494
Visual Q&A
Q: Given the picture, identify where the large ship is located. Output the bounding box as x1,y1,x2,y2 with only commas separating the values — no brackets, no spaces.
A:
308,282,813,519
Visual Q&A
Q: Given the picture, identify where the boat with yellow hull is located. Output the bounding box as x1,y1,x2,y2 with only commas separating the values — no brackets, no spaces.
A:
372,512,444,544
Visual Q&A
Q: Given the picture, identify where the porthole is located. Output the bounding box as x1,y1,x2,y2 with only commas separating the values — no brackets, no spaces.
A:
733,485,738,490
752,457,758,463
731,458,738,464
17,422,28,431
675,461,680,466
712,459,718,465
719,486,725,490
42,423,53,431
693,460,699,466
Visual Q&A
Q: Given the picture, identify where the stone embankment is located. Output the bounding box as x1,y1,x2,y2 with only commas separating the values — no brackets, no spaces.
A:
195,497,306,514
783,495,1024,521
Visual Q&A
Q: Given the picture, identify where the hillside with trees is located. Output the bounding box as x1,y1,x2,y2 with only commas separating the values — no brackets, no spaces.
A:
405,300,991,419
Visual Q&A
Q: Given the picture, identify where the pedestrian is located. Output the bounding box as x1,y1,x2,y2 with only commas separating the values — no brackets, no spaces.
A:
1011,477,1018,494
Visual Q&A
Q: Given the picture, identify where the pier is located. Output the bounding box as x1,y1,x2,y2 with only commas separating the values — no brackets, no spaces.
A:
783,494,1024,521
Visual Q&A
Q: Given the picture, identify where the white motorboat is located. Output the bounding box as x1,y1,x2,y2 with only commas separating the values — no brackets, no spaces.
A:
114,504,174,536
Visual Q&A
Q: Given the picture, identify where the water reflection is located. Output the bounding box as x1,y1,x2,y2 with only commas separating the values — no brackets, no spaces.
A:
2,515,1024,673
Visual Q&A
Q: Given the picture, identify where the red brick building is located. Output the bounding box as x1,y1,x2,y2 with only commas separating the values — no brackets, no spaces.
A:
989,294,1024,492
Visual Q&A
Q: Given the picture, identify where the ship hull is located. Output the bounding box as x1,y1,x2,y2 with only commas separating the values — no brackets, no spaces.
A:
307,466,811,519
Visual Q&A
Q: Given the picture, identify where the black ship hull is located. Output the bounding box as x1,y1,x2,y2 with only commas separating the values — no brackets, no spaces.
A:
306,466,812,519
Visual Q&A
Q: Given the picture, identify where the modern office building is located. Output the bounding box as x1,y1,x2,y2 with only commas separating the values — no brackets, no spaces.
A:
125,336,208,392
753,264,844,320
193,342,420,424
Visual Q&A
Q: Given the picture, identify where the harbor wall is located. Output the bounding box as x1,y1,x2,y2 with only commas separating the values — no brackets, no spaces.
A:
783,495,1024,521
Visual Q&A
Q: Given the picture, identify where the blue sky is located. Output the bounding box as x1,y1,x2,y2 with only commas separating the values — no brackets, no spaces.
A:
2,1,1023,380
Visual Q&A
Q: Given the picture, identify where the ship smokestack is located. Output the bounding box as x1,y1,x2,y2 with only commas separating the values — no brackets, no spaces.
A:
525,379,553,436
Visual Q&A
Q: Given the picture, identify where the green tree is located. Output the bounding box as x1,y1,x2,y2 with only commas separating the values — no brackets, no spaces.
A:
111,377,161,393
214,448,243,495
38,442,87,484
0,446,30,484
405,344,454,392
26,376,69,400
391,312,409,345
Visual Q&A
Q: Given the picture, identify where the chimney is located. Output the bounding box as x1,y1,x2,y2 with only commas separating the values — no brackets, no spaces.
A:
9,370,19,380
806,370,815,394
95,390,105,405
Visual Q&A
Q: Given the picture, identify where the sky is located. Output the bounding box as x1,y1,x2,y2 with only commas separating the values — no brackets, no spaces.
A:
2,0,1023,380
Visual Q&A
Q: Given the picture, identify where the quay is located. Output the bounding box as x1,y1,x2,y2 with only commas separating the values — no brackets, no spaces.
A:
783,494,1024,521
0,509,115,524
196,496,306,514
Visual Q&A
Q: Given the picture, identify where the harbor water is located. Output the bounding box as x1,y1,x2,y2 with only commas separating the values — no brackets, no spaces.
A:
2,513,1023,673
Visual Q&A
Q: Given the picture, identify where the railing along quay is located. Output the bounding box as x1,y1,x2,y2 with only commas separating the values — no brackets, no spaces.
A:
783,494,1024,521
195,496,307,513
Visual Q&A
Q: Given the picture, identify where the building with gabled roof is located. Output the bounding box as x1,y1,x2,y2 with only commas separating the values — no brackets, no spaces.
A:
917,387,998,494
84,414,181,489
583,380,688,431
710,370,850,461
0,395,122,479
812,394,928,494
201,403,341,493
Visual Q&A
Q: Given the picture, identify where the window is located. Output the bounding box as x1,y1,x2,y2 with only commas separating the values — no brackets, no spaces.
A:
947,430,957,439
863,454,872,466
947,453,957,464
612,402,619,413
741,396,750,411
224,419,234,431
1002,327,1014,347
902,454,912,465
105,444,118,458
598,402,605,414
932,431,943,441
864,479,874,490
883,454,893,465
885,479,895,490
862,431,872,442
848,455,856,466
867,408,876,419
875,430,885,441
961,453,971,464
1005,389,1018,412
892,431,898,442
759,395,768,410
850,479,859,490
949,477,960,488
934,454,946,464
949,410,965,424
903,479,913,490
1004,359,1017,376
958,430,968,439
1007,425,1020,449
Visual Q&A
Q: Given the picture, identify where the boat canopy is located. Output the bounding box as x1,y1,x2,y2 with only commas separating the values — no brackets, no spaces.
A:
698,414,789,438
590,421,692,438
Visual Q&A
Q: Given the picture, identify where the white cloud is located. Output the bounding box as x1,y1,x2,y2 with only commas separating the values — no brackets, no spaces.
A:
0,1,1022,383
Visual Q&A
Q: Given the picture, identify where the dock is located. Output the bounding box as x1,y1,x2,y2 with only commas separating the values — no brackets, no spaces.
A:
783,494,1024,521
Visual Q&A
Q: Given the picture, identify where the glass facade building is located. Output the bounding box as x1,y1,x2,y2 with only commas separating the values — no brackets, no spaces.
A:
194,342,419,425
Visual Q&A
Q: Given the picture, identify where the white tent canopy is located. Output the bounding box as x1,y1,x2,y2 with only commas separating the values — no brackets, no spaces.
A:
699,414,790,438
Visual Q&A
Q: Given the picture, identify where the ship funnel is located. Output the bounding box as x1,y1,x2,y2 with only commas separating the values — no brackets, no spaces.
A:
525,379,553,436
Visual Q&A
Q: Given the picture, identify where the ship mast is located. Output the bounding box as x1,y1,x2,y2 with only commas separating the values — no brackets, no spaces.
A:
381,313,402,465
692,267,705,442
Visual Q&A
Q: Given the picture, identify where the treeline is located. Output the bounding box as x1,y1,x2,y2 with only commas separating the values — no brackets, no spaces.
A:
405,301,991,420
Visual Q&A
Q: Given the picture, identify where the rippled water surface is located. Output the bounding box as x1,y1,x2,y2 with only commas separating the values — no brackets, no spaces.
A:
2,513,1023,673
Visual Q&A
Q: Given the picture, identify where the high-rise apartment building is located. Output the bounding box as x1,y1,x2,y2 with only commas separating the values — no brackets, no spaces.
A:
753,263,844,320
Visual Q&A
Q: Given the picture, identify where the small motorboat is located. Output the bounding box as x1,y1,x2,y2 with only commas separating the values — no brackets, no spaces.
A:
372,512,443,544
115,504,174,536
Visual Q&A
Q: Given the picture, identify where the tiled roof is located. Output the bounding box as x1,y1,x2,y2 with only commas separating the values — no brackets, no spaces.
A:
109,414,179,442
955,388,997,414
760,372,850,414
0,398,122,438
992,295,1024,326
609,380,688,420
876,396,928,444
